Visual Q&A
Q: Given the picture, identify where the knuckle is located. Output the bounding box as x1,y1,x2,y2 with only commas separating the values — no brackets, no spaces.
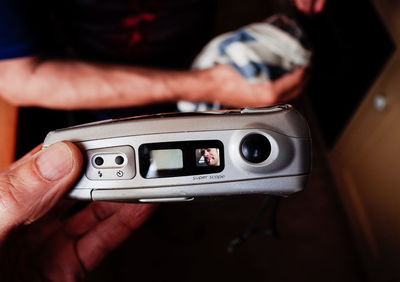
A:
256,85,277,106
0,175,22,214
119,205,154,230
268,93,279,105
0,166,41,215
6,169,33,198
267,87,279,104
91,203,117,222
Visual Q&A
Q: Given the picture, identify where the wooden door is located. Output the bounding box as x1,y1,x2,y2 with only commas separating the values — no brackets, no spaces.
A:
329,1,400,280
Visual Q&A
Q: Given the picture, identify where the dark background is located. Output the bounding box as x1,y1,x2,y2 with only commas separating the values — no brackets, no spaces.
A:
88,1,390,280
15,0,394,281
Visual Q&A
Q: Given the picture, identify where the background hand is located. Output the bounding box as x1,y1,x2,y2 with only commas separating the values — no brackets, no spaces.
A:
206,64,306,108
0,142,155,281
292,0,326,15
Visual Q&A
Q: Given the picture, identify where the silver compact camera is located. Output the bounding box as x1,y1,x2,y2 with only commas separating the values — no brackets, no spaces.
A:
43,105,311,203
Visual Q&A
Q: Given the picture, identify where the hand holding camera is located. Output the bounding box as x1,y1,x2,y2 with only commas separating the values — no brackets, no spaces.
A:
0,142,154,281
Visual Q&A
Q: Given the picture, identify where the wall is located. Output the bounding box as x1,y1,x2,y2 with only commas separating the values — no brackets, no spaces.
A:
329,0,400,280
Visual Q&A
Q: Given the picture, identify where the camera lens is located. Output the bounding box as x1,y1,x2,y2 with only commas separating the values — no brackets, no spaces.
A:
115,156,124,165
94,156,104,166
240,133,271,164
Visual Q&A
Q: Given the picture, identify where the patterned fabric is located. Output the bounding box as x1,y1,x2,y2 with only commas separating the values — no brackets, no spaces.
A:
178,15,311,112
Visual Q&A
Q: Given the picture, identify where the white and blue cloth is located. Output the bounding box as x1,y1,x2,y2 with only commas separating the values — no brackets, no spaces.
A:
178,16,311,112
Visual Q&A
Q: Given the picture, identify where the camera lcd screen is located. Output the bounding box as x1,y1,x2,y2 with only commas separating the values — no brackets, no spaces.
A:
196,148,220,167
149,149,183,170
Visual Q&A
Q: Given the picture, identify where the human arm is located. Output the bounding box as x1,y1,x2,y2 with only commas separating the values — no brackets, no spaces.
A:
0,142,155,281
0,57,306,110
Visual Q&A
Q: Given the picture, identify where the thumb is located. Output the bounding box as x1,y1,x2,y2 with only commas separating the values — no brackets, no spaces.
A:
0,142,82,234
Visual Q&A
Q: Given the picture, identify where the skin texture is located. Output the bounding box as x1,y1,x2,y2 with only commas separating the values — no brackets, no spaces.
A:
202,148,220,166
0,142,155,282
0,57,306,110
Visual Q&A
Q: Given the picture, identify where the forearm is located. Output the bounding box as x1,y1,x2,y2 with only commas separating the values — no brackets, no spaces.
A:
0,57,213,109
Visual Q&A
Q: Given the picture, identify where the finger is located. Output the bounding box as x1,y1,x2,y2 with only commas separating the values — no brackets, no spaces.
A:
272,67,306,97
245,68,306,107
0,142,83,237
25,199,83,244
76,204,156,271
51,198,86,221
294,0,309,13
0,144,42,177
10,144,43,168
64,202,123,237
281,84,305,103
278,74,307,102
313,0,326,13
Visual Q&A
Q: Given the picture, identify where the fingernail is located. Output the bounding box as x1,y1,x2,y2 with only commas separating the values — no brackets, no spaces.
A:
36,142,73,181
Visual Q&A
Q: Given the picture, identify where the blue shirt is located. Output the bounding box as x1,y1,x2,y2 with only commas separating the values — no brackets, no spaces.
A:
0,0,215,69
0,0,40,59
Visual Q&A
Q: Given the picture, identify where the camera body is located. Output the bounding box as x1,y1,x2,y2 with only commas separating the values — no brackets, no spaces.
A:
43,105,311,203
